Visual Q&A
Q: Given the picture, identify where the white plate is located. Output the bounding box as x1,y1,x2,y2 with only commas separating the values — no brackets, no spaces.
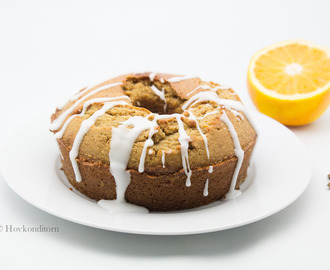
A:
0,111,311,235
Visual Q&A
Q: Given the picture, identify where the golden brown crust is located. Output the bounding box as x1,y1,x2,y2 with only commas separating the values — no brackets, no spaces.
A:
59,137,256,211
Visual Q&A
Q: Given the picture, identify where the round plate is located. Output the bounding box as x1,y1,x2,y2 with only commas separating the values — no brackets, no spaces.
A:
0,111,311,235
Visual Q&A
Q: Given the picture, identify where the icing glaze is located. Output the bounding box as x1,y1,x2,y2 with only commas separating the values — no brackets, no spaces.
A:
138,126,158,173
187,84,230,97
220,111,244,200
161,150,166,168
175,115,192,187
187,85,211,97
70,86,90,102
56,99,68,110
187,111,209,159
54,96,130,139
182,91,244,111
196,109,219,120
149,72,157,82
167,75,198,83
50,82,122,131
203,179,209,197
150,85,167,112
108,116,158,212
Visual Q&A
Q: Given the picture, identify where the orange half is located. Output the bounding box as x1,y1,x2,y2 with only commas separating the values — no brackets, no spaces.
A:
248,40,330,126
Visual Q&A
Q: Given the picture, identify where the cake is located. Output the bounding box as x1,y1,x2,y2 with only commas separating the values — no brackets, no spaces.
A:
50,72,257,212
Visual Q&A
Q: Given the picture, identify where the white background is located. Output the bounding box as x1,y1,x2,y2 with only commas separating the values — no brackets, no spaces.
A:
1,0,330,269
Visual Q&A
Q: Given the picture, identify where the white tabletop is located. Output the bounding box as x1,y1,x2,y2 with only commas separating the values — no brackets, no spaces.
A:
1,0,330,269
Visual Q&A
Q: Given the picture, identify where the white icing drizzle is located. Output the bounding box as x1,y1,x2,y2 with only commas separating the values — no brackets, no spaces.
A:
214,85,231,91
183,91,244,112
216,84,230,89
109,125,137,202
187,85,211,97
168,75,198,83
70,86,90,101
149,72,156,82
148,149,154,155
196,110,219,120
150,85,167,112
136,101,141,106
175,115,192,187
54,96,130,139
109,116,157,206
70,77,125,102
203,179,209,197
187,111,210,159
195,106,242,121
183,91,253,124
50,82,122,131
187,85,230,97
220,111,244,200
138,126,158,173
208,166,213,173
160,78,164,83
230,109,244,119
161,150,166,168
56,99,68,110
70,101,128,182
136,113,192,186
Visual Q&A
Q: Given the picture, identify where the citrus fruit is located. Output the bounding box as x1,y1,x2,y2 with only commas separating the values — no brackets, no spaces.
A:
247,40,330,126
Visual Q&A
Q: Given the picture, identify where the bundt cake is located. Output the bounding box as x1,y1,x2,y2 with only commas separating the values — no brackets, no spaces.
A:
50,72,257,212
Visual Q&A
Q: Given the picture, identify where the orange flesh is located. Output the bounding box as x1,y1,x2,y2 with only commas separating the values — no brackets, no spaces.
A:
254,44,330,95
